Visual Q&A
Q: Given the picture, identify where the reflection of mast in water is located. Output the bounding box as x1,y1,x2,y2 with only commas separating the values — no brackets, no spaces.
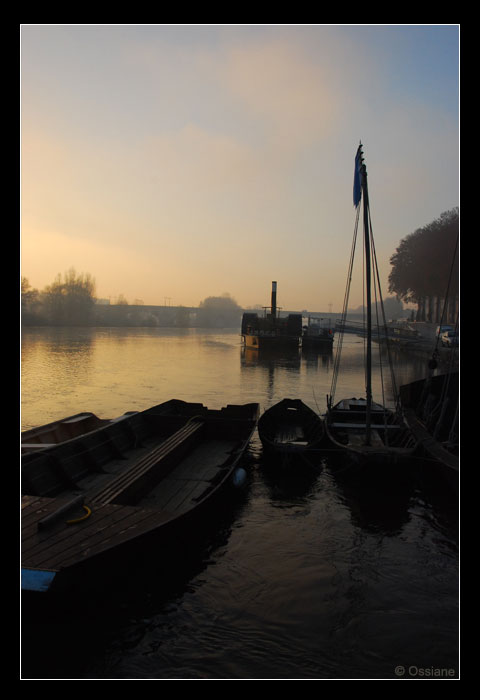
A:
302,344,333,373
332,469,413,536
240,345,301,405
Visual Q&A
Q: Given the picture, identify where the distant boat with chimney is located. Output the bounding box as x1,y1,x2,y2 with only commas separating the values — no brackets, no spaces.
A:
241,281,302,351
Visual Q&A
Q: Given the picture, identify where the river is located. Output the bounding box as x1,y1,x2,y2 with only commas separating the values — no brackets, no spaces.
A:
20,326,459,679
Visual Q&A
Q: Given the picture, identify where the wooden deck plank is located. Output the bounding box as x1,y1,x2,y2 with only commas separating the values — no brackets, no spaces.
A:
22,501,119,559
146,476,209,513
137,439,233,512
21,495,74,531
22,436,248,575
21,436,222,570
22,401,259,587
22,500,173,569
24,503,129,558
21,495,42,509
164,440,233,481
55,507,172,568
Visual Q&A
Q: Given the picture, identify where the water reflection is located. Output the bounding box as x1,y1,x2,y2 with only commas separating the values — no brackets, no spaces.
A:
302,346,334,372
240,345,302,369
21,326,95,364
259,456,324,505
22,328,433,431
21,328,458,679
21,328,96,429
239,345,336,413
240,346,301,407
330,469,413,535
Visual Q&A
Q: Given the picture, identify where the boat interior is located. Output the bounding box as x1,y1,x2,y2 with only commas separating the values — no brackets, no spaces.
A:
328,398,413,449
22,402,258,516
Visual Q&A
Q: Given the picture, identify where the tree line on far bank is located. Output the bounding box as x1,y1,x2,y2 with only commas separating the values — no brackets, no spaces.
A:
21,271,244,328
22,207,459,328
22,269,97,326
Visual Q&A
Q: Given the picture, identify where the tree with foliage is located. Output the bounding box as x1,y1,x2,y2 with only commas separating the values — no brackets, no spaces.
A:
197,293,243,327
21,277,42,324
388,208,458,323
42,268,96,325
349,296,406,320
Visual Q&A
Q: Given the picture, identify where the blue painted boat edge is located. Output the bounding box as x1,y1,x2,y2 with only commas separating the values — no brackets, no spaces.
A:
22,568,57,592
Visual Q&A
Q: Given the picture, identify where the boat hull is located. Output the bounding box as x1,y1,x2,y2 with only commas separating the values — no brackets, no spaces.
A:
324,398,417,473
21,412,137,453
258,398,325,468
301,335,333,351
399,373,458,491
21,400,259,593
242,333,300,350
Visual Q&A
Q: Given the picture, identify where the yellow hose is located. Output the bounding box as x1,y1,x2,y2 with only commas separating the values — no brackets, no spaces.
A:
66,505,92,525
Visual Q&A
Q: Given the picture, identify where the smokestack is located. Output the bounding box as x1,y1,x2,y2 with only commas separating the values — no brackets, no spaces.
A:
271,281,277,317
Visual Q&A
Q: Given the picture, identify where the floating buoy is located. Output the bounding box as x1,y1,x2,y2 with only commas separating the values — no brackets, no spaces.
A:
232,467,247,488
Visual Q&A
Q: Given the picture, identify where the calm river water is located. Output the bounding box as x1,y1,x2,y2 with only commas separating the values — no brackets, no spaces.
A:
20,327,459,680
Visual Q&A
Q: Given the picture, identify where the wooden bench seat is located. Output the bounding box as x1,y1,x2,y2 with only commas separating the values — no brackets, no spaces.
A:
275,423,305,444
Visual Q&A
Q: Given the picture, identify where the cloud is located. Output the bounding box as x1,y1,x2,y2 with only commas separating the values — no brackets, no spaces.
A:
145,124,258,193
21,27,458,310
213,39,339,154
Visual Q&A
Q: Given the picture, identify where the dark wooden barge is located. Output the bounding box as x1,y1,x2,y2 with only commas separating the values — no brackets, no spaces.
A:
241,281,302,351
400,372,458,490
301,317,335,350
21,400,259,593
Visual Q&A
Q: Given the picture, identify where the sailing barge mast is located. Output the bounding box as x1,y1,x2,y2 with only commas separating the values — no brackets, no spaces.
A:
357,146,373,445
325,144,417,466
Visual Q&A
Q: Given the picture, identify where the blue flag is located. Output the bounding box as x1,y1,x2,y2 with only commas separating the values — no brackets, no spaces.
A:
353,147,362,207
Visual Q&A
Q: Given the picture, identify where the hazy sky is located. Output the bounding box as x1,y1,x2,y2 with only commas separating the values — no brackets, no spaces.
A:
21,24,459,311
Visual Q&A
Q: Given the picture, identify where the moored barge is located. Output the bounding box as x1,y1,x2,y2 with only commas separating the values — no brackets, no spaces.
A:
241,281,302,351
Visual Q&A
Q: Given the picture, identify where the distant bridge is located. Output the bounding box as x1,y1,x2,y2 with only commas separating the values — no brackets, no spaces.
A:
335,318,421,341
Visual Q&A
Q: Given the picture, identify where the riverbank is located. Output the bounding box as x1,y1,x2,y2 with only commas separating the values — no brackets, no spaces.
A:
380,322,458,372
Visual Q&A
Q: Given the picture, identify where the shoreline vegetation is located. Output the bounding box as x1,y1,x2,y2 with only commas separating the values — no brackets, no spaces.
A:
21,208,458,330
20,293,414,330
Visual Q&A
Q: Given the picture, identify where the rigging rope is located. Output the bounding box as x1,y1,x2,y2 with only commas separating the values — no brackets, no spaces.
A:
330,190,401,426
329,205,361,407
368,207,401,413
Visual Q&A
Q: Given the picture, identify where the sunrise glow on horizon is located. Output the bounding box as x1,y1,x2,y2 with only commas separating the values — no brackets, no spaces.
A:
21,25,459,311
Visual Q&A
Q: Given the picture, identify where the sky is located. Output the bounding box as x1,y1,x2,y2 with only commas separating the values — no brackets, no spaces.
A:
20,24,459,311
